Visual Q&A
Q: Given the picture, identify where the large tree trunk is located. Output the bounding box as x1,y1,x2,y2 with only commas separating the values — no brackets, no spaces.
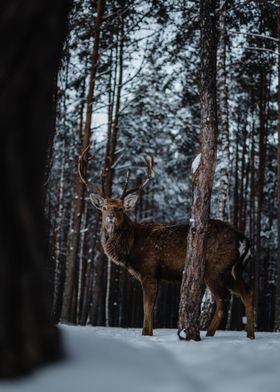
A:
200,0,228,331
178,0,217,341
274,0,280,332
61,0,105,322
0,0,69,377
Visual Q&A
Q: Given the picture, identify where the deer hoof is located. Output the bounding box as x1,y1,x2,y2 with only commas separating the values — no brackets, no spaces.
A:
178,329,201,341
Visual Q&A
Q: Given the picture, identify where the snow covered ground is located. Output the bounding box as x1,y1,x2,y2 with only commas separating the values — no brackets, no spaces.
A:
1,326,280,392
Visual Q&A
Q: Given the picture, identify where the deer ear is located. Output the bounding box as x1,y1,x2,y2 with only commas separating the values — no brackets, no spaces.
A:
90,193,104,210
124,194,138,210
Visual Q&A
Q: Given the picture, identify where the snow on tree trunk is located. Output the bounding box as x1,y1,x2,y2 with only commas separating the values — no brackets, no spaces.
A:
200,287,215,330
178,0,217,341
61,0,105,323
275,0,280,332
200,0,229,331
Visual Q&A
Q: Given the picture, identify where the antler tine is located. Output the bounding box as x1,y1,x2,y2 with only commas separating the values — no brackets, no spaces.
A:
78,145,104,196
78,145,89,186
139,157,153,190
120,170,131,199
122,156,154,199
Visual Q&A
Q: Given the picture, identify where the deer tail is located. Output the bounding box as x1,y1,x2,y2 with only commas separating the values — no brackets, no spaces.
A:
231,236,251,280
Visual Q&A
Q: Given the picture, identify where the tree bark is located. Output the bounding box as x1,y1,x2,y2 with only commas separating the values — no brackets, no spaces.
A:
249,121,256,250
0,0,69,377
52,138,67,322
238,127,247,232
103,21,124,196
61,0,105,322
178,0,217,341
200,0,228,330
217,0,229,221
92,13,125,326
233,126,240,228
255,73,267,327
275,0,280,332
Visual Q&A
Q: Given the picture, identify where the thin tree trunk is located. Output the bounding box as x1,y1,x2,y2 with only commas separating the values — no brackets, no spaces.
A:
275,0,280,332
105,258,112,326
225,295,234,330
103,23,124,196
76,205,87,323
249,121,256,248
74,75,88,324
80,215,99,325
243,152,250,233
233,124,240,228
238,127,247,232
92,14,125,326
178,0,217,341
217,0,229,220
90,239,106,325
52,138,66,321
61,0,105,322
255,73,267,327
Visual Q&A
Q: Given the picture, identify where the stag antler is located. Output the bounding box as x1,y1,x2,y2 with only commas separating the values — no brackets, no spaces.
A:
120,157,154,199
78,146,105,197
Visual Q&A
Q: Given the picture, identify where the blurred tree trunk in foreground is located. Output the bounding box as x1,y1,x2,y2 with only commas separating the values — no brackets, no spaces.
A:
0,0,70,377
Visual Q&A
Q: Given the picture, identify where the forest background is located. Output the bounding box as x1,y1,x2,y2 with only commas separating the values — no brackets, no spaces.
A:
45,0,280,333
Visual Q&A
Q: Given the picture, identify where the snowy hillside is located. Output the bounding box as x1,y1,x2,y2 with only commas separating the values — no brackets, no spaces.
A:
1,326,280,392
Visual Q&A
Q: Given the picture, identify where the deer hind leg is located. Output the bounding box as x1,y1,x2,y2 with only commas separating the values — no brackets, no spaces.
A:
228,275,255,339
205,281,230,337
141,277,158,336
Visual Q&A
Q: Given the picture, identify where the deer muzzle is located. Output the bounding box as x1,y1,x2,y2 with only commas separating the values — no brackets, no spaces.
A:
106,216,118,234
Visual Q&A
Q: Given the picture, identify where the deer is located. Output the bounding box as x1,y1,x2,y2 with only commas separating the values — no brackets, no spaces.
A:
79,151,255,339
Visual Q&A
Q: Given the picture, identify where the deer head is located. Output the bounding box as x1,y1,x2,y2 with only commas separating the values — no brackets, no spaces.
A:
89,195,138,234
78,147,153,235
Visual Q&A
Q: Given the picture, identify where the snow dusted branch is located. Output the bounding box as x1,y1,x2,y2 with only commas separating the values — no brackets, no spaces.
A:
230,31,279,43
242,46,280,56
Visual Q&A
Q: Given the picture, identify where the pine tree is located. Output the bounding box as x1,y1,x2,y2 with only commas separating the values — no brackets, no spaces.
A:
178,0,217,341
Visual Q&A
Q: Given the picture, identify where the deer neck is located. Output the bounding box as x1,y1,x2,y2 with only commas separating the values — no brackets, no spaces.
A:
101,215,134,267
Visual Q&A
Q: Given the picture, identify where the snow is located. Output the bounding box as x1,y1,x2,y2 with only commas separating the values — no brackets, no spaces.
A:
191,153,201,174
239,239,246,257
1,326,280,392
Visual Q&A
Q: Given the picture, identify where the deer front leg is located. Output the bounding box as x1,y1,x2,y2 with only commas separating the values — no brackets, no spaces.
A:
141,277,158,336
